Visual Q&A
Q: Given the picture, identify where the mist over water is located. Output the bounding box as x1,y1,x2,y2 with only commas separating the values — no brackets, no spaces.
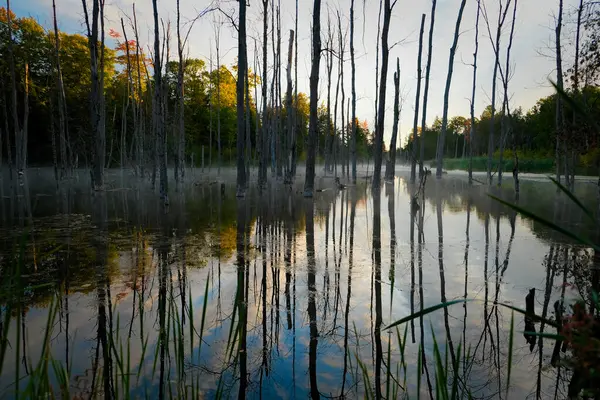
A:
0,166,598,399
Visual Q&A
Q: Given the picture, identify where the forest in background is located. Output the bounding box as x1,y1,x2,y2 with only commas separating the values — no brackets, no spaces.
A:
1,0,600,198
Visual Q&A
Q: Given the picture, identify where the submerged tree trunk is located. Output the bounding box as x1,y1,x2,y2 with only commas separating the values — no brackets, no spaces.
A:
175,0,185,187
484,0,512,185
372,0,395,190
337,11,346,179
82,0,106,190
236,0,248,196
324,19,334,174
285,30,295,183
303,0,322,197
350,0,357,183
420,0,437,178
435,0,467,178
52,0,69,178
411,15,426,184
555,0,565,188
385,58,400,181
468,1,481,185
151,0,168,203
260,0,269,187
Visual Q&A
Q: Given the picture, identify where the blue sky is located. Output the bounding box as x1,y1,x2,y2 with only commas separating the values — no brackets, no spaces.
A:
14,0,581,145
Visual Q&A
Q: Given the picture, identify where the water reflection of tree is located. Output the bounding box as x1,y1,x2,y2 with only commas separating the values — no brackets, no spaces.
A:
305,197,319,400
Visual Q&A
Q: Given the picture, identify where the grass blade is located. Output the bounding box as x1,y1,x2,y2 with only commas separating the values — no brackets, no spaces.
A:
506,311,514,397
385,299,470,330
548,177,596,223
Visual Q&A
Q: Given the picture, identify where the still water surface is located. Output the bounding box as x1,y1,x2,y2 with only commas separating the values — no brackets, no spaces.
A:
0,168,598,399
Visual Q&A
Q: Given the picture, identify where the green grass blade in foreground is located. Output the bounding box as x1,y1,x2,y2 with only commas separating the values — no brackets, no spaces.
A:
385,299,471,330
494,302,558,328
506,311,514,397
548,176,597,223
489,194,600,252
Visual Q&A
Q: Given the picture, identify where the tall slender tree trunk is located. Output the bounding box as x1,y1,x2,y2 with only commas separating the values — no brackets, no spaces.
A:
285,30,295,183
385,58,400,181
303,0,322,197
498,0,518,187
372,0,394,190
435,0,467,178
151,0,168,203
468,1,481,185
484,0,512,185
215,23,222,176
411,15,426,184
293,0,298,178
133,5,145,177
81,0,106,189
420,0,437,177
350,0,357,183
53,0,69,178
260,0,269,187
176,0,185,187
555,0,565,187
236,0,248,196
338,11,346,179
7,0,23,176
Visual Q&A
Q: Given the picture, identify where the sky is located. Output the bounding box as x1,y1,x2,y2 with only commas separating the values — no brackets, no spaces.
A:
14,0,581,146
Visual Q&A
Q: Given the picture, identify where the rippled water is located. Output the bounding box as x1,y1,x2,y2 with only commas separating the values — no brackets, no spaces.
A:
0,167,598,399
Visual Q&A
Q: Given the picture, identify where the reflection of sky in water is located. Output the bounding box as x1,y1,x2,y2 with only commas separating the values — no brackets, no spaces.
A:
1,170,597,399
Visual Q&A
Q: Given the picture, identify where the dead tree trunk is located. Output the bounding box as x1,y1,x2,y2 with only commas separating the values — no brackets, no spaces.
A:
350,0,357,183
292,0,298,178
285,30,295,183
372,0,396,190
483,0,512,185
236,0,248,196
52,0,69,178
82,0,106,189
555,0,565,188
259,0,269,187
411,14,426,184
497,0,518,187
338,11,347,179
385,58,400,181
215,21,222,176
303,0,322,197
132,5,145,177
435,0,467,178
151,0,168,203
468,0,481,185
420,0,437,178
324,18,334,174
7,0,25,176
175,0,185,187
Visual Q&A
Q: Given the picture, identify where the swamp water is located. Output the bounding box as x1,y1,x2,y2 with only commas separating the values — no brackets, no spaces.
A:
0,167,599,399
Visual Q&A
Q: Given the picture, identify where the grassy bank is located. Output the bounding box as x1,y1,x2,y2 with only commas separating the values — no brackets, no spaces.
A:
430,156,598,176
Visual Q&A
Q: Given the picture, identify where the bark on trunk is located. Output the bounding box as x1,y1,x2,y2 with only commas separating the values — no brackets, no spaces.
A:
303,0,322,197
484,0,512,185
385,58,400,181
468,1,481,185
556,0,565,188
350,0,357,183
236,0,248,196
53,0,69,178
435,0,467,179
260,0,269,187
151,0,168,203
421,0,437,178
372,0,394,190
176,0,185,187
337,11,346,179
411,14,426,184
82,0,106,190
285,30,295,183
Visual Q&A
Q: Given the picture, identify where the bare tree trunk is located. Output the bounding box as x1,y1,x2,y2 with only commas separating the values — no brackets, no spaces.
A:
6,0,23,176
572,0,584,193
81,0,106,189
337,11,346,179
554,0,565,188
324,18,333,174
285,30,295,183
260,0,269,187
468,0,481,185
350,0,357,183
236,0,248,196
176,0,185,187
215,22,222,176
497,0,518,187
421,0,437,178
151,0,168,203
245,51,252,185
275,5,283,178
410,15,426,184
209,49,213,171
385,58,400,181
293,0,298,178
435,0,466,178
483,0,512,185
133,5,145,177
333,22,341,178
53,0,69,179
1,85,13,179
303,0,322,197
372,0,396,190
